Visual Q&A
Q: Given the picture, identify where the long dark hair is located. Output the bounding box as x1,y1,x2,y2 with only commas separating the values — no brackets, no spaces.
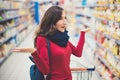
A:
34,6,64,47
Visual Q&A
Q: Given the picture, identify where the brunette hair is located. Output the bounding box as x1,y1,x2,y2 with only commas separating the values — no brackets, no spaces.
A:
34,6,64,47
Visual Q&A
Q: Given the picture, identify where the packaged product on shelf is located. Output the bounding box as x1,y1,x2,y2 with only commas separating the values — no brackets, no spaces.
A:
0,45,5,58
103,69,113,80
97,22,105,32
113,29,118,39
106,5,114,21
10,20,15,27
0,35,4,43
0,1,11,9
115,5,120,22
116,62,120,77
110,40,119,56
106,54,119,78
112,43,119,56
4,42,13,56
0,0,37,65
114,22,120,39
98,48,106,58
0,44,6,57
12,1,23,9
16,34,21,44
4,29,12,39
116,27,120,39
109,24,115,37
102,38,109,48
19,9,27,16
118,45,120,59
105,25,110,35
99,63,106,77
0,25,5,32
109,0,114,4
0,10,4,20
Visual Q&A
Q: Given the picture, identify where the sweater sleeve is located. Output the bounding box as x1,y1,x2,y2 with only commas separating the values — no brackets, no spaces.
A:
69,31,85,57
31,37,50,75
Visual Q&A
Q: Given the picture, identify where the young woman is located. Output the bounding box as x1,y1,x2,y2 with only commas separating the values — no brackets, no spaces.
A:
13,6,90,80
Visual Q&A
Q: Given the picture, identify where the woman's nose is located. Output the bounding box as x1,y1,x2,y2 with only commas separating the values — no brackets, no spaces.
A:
63,20,67,25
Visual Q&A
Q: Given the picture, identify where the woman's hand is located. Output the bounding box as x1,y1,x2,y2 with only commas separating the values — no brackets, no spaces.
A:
80,28,91,32
12,48,36,53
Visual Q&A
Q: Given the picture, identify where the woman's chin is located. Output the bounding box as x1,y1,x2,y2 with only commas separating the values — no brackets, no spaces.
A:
60,30,65,32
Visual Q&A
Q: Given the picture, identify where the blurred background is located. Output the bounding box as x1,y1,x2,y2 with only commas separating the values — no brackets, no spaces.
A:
0,0,120,80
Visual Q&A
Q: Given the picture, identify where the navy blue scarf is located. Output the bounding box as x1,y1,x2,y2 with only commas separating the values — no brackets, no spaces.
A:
48,30,69,47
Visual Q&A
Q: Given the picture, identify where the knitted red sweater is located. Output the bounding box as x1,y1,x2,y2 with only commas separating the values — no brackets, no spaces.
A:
32,31,85,80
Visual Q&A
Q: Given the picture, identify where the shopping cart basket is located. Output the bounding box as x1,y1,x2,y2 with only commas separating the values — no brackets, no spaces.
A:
70,60,95,80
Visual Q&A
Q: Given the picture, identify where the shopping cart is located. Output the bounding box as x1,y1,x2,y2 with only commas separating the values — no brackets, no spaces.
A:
70,60,95,80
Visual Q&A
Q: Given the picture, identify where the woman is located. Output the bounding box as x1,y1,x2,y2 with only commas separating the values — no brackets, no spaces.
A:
13,6,90,80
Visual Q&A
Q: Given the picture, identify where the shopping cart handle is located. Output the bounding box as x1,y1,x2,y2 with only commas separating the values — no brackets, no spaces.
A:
87,66,95,71
70,66,95,71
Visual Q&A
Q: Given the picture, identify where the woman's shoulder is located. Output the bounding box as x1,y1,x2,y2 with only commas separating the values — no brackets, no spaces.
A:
36,36,46,42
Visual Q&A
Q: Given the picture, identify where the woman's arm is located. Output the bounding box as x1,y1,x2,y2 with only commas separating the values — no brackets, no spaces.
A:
31,37,50,75
12,37,50,74
69,28,91,57
69,31,85,57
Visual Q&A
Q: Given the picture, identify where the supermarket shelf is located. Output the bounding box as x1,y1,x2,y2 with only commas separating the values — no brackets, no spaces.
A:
0,36,12,46
0,8,19,11
0,21,25,34
79,13,120,26
96,41,120,61
94,17,120,24
96,30,120,47
0,50,12,65
14,24,28,36
0,15,22,23
0,0,36,65
116,40,120,45
75,1,120,79
96,53,120,80
0,22,27,46
76,4,120,8
96,53,110,70
94,4,120,7
0,29,5,34
0,23,37,65
76,12,120,50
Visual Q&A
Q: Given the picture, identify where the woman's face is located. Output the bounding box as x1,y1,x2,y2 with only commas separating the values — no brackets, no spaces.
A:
55,11,67,32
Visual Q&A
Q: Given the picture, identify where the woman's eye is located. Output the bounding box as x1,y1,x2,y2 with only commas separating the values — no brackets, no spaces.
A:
63,17,67,20
59,16,67,20
65,17,67,19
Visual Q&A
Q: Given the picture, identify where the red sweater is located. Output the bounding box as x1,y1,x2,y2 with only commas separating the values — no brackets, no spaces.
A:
32,31,85,80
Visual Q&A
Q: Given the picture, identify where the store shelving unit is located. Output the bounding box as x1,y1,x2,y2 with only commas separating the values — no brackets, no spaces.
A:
0,0,37,65
72,0,120,80
93,2,120,79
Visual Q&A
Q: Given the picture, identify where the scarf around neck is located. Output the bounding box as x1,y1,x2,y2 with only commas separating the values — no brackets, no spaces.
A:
48,30,69,47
